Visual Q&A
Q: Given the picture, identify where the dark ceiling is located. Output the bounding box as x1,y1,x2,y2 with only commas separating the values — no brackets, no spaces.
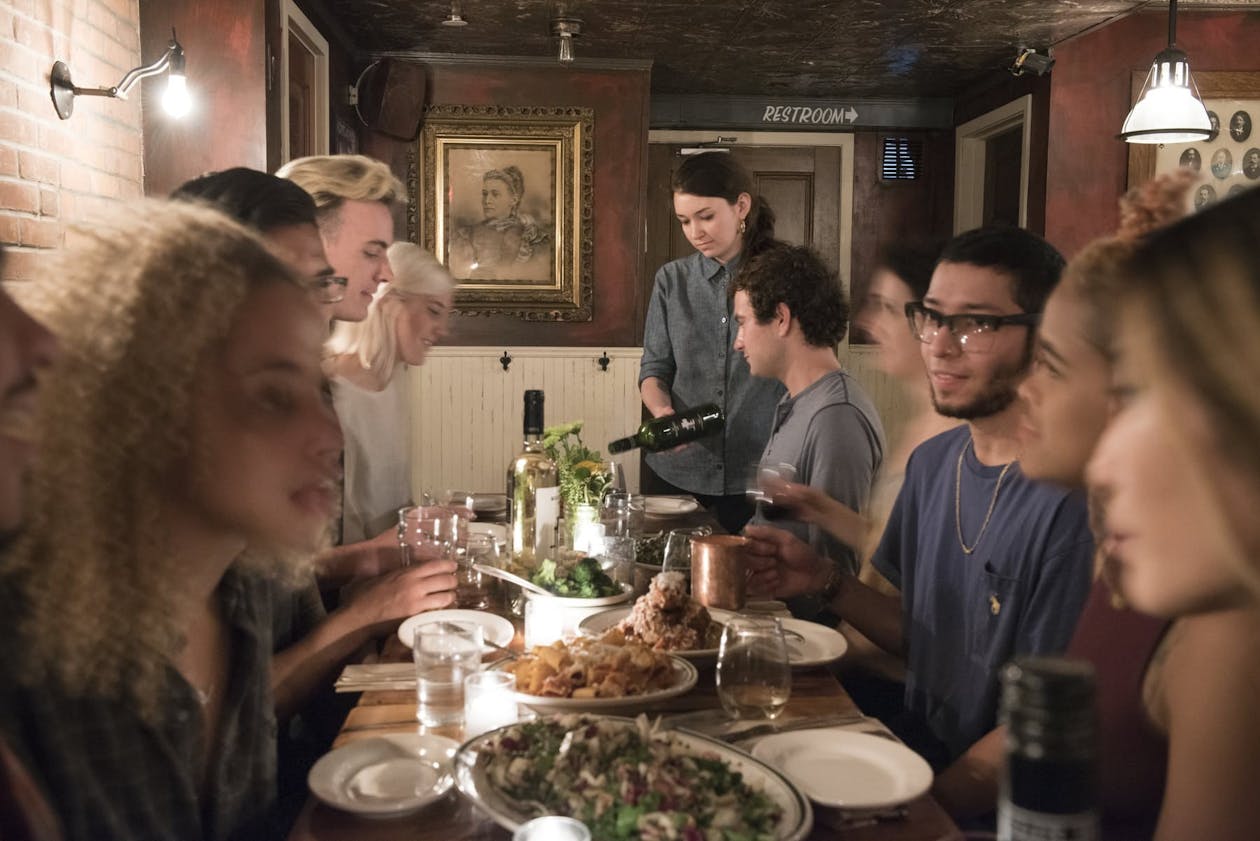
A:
325,0,1247,100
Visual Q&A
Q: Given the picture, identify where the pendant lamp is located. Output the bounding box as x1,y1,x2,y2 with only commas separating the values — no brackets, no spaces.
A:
1119,0,1212,143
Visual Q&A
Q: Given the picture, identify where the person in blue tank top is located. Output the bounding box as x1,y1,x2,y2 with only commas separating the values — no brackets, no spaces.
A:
745,226,1093,820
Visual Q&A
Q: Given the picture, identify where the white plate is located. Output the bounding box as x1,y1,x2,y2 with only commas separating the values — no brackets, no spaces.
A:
492,655,699,713
752,730,932,810
643,495,700,516
396,609,516,652
455,715,812,839
710,610,850,668
578,605,724,665
580,607,848,668
467,522,507,545
308,733,459,818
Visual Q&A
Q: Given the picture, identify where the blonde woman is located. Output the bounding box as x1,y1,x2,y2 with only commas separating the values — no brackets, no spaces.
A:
0,201,341,841
1088,184,1260,841
326,242,454,543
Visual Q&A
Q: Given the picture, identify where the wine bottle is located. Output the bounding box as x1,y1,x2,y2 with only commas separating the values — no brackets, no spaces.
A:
998,656,1099,841
508,390,559,563
607,404,724,453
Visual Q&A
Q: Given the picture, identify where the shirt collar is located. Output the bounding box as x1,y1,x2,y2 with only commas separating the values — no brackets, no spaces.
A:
700,251,743,283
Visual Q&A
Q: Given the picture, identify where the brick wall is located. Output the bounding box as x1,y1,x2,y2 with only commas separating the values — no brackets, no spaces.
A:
0,0,143,283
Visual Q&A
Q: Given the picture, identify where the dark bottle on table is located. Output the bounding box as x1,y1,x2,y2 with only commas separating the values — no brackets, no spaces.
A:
998,656,1099,841
607,404,724,453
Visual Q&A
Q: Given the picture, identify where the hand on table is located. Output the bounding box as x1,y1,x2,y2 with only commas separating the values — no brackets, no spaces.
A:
743,524,831,599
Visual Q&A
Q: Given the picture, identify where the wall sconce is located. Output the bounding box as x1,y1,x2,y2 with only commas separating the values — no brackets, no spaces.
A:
1119,0,1211,143
550,14,582,64
49,29,189,120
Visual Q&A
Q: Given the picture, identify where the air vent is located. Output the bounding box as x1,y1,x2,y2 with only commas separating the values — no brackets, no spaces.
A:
880,136,923,181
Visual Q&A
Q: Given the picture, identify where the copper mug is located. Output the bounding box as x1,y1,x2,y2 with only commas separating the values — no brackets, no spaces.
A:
690,535,749,610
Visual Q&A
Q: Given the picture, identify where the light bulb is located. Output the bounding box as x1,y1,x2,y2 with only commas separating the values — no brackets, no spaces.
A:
558,33,574,64
162,73,190,117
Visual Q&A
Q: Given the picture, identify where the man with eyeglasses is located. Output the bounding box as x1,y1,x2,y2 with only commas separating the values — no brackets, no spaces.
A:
171,168,348,310
746,226,1093,825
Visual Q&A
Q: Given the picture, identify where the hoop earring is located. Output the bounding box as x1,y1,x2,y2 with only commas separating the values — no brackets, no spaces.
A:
739,218,747,235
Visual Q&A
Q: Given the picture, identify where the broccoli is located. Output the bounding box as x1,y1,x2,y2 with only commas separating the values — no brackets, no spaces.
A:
529,556,621,598
530,558,559,590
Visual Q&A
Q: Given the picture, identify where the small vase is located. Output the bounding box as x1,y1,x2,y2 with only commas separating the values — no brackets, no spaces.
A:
568,502,602,554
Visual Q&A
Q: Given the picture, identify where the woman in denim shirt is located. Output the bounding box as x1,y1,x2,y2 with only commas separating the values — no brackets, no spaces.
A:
639,153,784,532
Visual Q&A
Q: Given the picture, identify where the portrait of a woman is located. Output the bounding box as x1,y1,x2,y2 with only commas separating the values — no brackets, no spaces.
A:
449,165,552,282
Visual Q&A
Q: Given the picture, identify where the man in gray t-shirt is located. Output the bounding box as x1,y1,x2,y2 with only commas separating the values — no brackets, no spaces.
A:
732,244,885,580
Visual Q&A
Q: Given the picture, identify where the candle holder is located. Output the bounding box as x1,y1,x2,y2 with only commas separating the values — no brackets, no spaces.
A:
463,671,517,738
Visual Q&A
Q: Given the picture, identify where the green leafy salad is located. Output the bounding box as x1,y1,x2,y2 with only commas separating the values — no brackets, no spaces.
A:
482,715,783,841
530,556,623,599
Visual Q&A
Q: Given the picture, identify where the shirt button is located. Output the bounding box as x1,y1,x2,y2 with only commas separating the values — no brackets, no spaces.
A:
721,317,728,324
717,389,723,396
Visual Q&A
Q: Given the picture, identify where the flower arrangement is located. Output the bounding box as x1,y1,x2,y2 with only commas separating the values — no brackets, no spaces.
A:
542,420,614,511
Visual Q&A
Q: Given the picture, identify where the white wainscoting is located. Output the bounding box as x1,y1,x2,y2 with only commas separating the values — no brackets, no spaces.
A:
407,345,913,498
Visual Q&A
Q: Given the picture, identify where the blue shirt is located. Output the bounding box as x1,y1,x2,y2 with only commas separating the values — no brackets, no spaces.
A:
639,252,784,495
872,425,1093,761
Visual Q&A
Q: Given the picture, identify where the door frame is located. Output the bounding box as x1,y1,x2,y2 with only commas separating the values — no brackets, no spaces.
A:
647,130,856,303
953,95,1032,232
279,0,330,162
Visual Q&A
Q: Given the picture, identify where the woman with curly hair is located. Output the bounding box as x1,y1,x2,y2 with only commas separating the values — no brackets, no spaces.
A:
0,200,342,841
1086,183,1260,841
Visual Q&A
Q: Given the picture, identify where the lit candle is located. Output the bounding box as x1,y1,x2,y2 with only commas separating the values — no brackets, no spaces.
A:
463,671,517,738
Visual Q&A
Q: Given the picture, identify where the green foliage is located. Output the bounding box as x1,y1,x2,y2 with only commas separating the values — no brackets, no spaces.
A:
542,420,613,508
528,556,621,598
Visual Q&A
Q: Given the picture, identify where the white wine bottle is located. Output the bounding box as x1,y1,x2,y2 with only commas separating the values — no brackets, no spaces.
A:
508,389,559,563
607,404,724,453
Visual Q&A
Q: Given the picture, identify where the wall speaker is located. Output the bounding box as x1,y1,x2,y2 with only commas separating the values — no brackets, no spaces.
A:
354,58,428,141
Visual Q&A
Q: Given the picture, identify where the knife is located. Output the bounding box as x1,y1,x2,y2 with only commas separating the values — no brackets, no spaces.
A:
673,712,873,742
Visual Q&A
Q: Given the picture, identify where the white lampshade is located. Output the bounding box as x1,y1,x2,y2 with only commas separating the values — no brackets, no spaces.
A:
1120,48,1212,144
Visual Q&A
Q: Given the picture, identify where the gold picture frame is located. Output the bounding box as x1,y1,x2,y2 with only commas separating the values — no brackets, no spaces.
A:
408,104,594,321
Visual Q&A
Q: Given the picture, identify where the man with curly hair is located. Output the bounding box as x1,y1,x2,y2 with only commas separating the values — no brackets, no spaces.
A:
732,243,884,585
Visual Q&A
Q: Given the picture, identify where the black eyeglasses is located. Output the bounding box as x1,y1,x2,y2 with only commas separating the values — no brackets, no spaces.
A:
310,275,348,304
904,301,1040,353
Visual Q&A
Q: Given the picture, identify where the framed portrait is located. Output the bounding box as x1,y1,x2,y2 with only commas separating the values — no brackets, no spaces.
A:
1127,72,1260,209
408,104,595,321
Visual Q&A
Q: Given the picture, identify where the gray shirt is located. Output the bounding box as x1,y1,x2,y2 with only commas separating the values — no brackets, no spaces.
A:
640,251,785,495
749,369,884,575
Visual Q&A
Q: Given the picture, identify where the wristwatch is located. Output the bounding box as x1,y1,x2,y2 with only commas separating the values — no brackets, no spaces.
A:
819,563,845,603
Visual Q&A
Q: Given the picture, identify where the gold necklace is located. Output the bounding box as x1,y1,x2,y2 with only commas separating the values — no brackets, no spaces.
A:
955,437,1015,555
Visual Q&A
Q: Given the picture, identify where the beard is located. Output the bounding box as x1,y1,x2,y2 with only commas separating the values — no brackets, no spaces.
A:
931,343,1032,420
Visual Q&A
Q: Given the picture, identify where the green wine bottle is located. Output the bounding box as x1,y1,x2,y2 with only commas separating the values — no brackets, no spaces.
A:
607,404,724,453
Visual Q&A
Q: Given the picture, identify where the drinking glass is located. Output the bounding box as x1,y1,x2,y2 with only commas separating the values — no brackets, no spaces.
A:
413,620,483,727
398,505,449,567
441,489,478,520
602,460,627,493
715,616,791,720
596,535,636,586
662,526,712,575
459,533,499,610
747,462,798,521
600,489,633,537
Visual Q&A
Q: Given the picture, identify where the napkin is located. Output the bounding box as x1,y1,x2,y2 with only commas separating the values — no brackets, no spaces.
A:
334,663,416,693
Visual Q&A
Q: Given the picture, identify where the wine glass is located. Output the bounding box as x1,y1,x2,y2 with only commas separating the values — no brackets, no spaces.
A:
602,460,627,493
747,461,798,521
716,616,791,720
662,526,711,575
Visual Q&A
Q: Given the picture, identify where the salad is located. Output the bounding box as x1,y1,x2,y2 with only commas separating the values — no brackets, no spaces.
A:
482,715,783,840
530,556,623,599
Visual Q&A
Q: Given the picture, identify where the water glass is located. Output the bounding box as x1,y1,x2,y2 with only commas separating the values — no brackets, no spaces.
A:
398,506,445,567
413,620,483,727
716,616,791,720
459,533,498,610
596,535,636,586
463,671,518,738
600,489,633,537
602,460,626,493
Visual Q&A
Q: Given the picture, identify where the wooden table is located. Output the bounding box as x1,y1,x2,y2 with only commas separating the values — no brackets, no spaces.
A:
288,667,960,841
287,498,961,840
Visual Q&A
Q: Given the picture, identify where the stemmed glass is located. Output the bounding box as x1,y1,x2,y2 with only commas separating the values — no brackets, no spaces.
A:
747,461,798,520
715,616,791,720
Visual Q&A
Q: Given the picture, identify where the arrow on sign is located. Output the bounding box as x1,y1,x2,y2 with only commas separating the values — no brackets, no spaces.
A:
844,107,859,123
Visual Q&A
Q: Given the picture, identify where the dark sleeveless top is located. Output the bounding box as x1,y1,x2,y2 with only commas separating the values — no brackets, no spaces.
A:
1067,578,1169,841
